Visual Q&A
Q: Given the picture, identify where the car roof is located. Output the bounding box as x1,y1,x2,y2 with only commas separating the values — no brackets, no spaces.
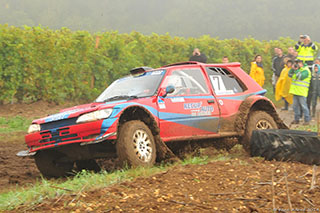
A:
161,61,241,69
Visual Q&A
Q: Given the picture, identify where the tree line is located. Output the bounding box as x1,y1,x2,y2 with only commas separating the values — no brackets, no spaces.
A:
0,24,309,104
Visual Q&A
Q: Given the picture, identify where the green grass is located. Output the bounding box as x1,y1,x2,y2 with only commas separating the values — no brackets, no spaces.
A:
0,167,168,211
263,83,283,108
0,116,31,133
292,123,318,132
181,155,209,165
0,145,245,211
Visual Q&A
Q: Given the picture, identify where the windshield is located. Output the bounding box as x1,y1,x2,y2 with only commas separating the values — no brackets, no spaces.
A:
96,69,165,102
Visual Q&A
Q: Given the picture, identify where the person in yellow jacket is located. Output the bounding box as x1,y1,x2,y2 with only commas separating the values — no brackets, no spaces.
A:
250,55,265,87
275,59,293,110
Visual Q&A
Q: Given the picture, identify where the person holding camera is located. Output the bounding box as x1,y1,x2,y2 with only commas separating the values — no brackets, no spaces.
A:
295,35,318,66
295,35,318,111
288,59,312,125
189,48,207,63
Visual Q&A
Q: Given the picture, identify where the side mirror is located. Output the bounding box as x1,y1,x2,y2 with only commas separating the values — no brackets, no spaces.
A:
166,85,175,94
159,85,175,98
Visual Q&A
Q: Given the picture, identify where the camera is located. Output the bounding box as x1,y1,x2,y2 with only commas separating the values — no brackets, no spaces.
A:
293,63,299,69
300,35,307,39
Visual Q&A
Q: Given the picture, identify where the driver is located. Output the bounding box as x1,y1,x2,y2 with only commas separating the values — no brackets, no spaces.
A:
165,75,185,96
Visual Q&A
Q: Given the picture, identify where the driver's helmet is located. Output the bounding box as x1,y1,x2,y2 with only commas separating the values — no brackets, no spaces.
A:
166,75,184,95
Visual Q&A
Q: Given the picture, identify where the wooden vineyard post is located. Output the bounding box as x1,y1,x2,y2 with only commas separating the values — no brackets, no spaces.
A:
318,111,320,136
91,36,100,88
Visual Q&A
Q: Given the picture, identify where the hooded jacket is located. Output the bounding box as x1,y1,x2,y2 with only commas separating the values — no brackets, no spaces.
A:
249,61,265,87
275,65,293,104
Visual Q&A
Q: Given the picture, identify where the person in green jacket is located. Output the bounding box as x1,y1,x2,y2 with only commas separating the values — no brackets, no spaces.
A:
288,59,312,125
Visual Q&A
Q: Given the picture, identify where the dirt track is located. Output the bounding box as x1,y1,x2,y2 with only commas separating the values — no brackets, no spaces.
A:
0,101,74,191
30,158,320,212
1,102,320,212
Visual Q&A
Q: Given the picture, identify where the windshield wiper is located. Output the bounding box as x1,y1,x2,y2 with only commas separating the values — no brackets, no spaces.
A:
100,95,138,102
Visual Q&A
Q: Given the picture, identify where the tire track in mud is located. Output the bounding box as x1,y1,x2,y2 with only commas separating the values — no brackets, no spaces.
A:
0,134,40,191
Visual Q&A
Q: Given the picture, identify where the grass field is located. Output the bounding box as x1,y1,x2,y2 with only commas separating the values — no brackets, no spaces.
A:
0,116,31,133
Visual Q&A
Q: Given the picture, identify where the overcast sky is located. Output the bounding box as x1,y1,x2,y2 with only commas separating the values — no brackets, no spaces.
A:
1,0,320,41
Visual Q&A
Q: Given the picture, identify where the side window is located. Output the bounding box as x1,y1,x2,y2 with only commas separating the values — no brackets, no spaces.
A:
162,68,209,96
206,67,246,95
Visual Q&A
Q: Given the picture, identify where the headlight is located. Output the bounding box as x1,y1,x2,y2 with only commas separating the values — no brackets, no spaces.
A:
28,124,40,134
76,108,113,124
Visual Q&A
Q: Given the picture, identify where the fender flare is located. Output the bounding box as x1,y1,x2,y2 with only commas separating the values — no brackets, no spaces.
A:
235,95,288,135
117,105,178,162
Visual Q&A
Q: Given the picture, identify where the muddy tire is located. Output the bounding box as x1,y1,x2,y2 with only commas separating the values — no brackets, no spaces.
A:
116,120,156,167
250,129,320,165
34,150,74,178
241,110,277,152
76,159,101,173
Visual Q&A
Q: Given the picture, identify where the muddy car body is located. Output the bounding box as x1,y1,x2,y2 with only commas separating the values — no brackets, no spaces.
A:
18,61,286,177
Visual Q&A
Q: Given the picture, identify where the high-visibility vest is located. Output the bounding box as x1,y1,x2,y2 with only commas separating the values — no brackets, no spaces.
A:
289,66,311,97
296,43,318,63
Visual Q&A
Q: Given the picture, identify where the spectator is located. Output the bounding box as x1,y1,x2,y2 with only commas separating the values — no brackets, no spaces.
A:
271,48,279,89
311,64,320,117
285,47,296,61
295,35,318,67
272,48,285,93
249,55,265,87
288,59,312,125
275,59,293,110
295,35,318,111
222,56,229,63
311,57,320,113
189,48,207,63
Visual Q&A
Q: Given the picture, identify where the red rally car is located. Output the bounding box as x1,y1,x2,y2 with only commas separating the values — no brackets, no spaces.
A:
18,61,286,177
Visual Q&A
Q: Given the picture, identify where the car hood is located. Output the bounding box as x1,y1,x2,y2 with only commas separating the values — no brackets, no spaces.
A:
32,101,126,124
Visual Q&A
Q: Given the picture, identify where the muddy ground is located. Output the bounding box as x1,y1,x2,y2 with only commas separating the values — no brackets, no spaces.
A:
1,102,320,212
0,101,74,191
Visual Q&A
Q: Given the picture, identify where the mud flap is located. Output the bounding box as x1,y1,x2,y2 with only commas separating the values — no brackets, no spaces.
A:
154,135,180,163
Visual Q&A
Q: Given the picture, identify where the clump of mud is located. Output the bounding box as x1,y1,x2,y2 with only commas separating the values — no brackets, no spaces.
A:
84,138,246,173
96,158,121,172
166,137,245,160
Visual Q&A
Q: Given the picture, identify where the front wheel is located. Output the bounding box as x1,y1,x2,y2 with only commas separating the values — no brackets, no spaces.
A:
34,150,74,178
241,110,278,152
116,120,156,167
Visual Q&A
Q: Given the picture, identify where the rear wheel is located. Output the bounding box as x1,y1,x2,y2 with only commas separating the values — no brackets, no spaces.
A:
116,120,156,167
34,150,74,178
241,110,277,152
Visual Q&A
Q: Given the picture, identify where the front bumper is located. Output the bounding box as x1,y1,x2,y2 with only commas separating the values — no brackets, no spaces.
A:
17,132,117,157
23,119,117,154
